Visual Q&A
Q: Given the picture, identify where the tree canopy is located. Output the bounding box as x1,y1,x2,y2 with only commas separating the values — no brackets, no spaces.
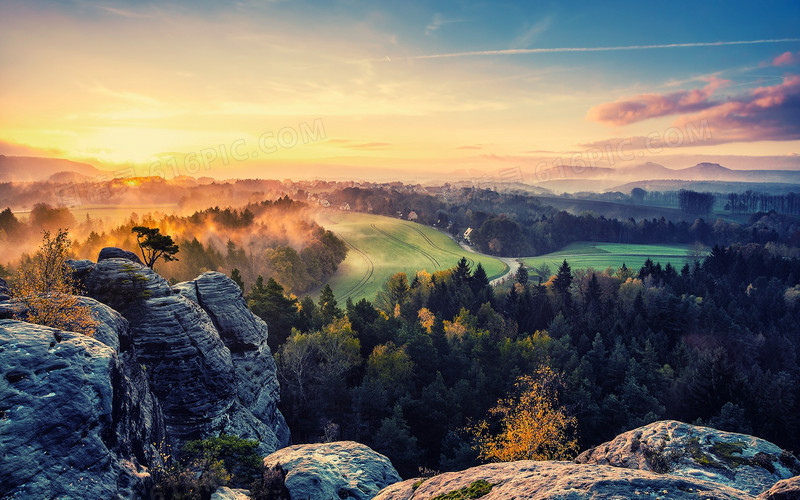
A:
131,226,180,269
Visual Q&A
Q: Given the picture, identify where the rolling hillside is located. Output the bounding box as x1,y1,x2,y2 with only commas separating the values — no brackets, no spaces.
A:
316,211,508,302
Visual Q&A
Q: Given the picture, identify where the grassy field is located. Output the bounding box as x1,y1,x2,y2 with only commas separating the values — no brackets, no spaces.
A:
520,241,696,276
316,211,508,303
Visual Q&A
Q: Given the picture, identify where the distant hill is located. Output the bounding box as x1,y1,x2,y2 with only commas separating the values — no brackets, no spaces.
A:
0,155,105,182
524,162,800,191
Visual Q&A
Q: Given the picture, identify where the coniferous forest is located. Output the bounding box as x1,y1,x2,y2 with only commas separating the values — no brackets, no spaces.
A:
249,244,800,477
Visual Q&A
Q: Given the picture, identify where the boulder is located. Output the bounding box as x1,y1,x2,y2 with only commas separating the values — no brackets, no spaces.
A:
376,461,753,500
98,247,144,265
75,295,130,353
210,486,252,500
575,420,800,495
0,320,163,499
263,441,402,500
759,476,800,500
66,258,95,285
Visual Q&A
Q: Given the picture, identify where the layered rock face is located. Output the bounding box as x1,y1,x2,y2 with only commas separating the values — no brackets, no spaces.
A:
263,441,402,500
174,272,290,452
0,318,162,499
0,250,289,497
84,258,289,453
575,420,800,495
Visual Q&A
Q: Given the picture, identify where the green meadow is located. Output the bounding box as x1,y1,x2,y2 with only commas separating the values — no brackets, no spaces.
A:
316,211,508,302
521,241,696,277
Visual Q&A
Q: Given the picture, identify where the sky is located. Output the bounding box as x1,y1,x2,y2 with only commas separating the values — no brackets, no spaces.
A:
1,0,799,181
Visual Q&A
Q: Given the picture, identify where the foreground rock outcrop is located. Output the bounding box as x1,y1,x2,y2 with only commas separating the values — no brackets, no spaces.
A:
576,420,800,495
175,272,290,453
0,320,162,499
263,441,402,500
376,461,754,499
376,421,800,500
0,249,290,497
84,258,289,453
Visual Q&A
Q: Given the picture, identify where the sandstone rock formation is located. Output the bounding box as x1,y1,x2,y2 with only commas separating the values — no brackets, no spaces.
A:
84,256,289,453
0,250,289,497
575,420,800,495
0,319,163,499
263,441,402,500
376,461,754,500
759,476,800,500
98,246,144,265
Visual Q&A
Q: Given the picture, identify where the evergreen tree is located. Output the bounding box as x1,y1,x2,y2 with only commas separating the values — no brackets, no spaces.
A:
553,260,572,309
247,276,299,351
515,263,529,285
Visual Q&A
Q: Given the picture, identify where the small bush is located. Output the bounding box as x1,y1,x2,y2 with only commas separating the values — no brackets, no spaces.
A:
642,440,683,474
151,434,263,499
250,465,291,500
430,479,495,500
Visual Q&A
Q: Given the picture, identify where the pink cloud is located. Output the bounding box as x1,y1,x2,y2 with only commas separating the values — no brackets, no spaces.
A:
456,145,482,150
773,51,799,66
583,76,800,147
587,77,729,126
673,75,800,143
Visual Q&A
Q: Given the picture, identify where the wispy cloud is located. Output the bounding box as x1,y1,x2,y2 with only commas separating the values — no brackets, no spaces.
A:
584,75,800,146
510,16,552,49
773,51,800,66
95,5,155,19
400,38,800,60
587,77,729,125
425,13,463,35
328,139,392,150
456,145,482,150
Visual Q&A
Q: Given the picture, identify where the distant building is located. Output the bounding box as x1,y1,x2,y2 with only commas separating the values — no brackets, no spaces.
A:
340,202,351,211
463,227,473,242
319,199,330,207
407,210,418,221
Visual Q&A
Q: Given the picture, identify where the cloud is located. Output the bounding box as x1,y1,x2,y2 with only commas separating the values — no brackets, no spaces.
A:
675,75,800,143
456,145,482,150
328,139,391,150
425,13,463,35
0,140,67,157
587,77,729,125
401,38,800,60
510,16,552,49
583,76,800,146
773,51,800,66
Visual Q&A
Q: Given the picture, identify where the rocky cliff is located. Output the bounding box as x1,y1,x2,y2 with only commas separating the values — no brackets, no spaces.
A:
376,421,800,500
575,420,800,495
0,250,289,497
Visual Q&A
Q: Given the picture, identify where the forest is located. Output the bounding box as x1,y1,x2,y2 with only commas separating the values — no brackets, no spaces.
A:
243,244,800,477
0,197,347,294
324,186,800,257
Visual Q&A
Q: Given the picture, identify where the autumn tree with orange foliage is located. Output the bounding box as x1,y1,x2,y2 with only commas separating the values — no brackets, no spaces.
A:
470,366,578,462
12,229,96,336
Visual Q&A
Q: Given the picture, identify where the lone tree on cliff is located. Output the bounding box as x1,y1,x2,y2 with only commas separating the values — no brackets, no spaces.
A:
131,226,179,270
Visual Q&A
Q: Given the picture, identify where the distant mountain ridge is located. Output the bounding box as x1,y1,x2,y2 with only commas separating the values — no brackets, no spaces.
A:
0,155,105,182
532,162,800,185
